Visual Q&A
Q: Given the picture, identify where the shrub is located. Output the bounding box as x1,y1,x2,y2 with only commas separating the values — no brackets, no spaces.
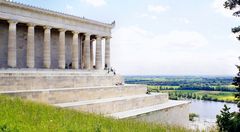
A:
189,113,199,121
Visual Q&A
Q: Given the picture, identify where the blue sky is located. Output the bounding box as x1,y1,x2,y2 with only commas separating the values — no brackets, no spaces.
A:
11,0,240,75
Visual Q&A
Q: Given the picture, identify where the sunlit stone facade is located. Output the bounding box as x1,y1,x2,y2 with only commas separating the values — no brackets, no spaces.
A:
0,0,114,70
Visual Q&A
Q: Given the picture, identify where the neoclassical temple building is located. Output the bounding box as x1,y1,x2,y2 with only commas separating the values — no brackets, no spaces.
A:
0,0,113,70
0,0,190,126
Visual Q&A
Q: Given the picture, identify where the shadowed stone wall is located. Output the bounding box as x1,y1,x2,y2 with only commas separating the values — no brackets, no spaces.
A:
16,24,27,68
35,27,44,68
0,21,8,68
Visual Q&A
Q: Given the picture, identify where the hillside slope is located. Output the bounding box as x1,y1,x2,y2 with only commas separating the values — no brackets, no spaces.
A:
0,95,190,132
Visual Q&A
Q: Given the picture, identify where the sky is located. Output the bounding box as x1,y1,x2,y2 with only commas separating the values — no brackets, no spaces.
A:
9,0,240,76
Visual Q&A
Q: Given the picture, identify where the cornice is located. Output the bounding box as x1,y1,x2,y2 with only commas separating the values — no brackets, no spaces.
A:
0,0,115,29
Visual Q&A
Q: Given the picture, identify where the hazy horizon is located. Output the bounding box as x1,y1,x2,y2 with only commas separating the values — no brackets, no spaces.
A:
123,74,235,77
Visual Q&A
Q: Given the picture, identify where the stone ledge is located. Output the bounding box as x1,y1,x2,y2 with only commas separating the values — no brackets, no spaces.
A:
0,69,115,76
54,93,169,114
0,85,147,104
0,84,146,94
0,71,124,90
109,100,190,119
55,94,159,107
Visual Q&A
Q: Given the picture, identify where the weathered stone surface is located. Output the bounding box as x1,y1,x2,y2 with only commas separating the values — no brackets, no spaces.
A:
111,100,190,126
43,26,51,68
8,20,17,68
55,93,169,114
0,70,124,91
1,85,147,104
95,36,102,70
27,24,35,68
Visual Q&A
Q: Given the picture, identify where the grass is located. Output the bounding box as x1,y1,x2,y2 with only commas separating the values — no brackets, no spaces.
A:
0,95,192,132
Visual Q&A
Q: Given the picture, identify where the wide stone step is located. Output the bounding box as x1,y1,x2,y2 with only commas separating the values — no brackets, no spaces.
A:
0,84,147,104
54,93,168,114
109,100,190,119
108,100,190,126
0,70,123,91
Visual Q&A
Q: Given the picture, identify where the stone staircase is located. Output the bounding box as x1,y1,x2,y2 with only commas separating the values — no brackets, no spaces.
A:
0,70,190,126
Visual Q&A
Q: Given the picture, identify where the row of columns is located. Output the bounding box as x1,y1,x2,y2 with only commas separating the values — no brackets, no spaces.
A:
7,20,111,70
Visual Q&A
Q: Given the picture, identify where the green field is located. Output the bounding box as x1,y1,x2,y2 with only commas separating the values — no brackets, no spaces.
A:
155,90,237,103
0,95,192,132
126,76,237,103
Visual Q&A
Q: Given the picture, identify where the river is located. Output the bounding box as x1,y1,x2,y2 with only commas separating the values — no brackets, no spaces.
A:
187,100,238,130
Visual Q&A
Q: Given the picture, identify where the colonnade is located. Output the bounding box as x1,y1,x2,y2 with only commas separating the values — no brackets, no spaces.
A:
6,20,111,70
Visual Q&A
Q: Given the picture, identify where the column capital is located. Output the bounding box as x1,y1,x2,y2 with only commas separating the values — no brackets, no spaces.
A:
8,20,18,24
84,33,91,37
96,35,102,40
43,26,52,30
27,23,36,27
72,31,79,34
59,28,66,32
104,36,112,39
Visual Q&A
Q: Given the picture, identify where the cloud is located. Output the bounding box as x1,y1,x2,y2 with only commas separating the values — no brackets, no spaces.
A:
140,13,158,20
66,5,73,10
147,4,169,13
213,0,235,17
112,26,207,50
110,26,230,75
82,0,106,7
177,18,190,24
64,5,74,14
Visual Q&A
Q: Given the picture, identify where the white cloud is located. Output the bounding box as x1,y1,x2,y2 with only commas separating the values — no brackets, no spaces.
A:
66,5,73,10
147,4,169,13
213,0,235,17
64,5,74,14
110,26,232,75
178,18,190,24
82,0,106,7
140,13,158,20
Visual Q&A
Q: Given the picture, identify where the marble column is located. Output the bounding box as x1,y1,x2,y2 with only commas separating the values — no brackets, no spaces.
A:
72,31,79,69
105,37,111,69
27,23,35,68
90,39,94,69
84,33,91,70
7,20,17,68
59,29,66,69
43,26,51,68
81,39,85,69
95,36,102,70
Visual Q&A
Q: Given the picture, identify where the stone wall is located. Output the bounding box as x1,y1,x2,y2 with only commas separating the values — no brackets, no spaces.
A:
132,102,190,126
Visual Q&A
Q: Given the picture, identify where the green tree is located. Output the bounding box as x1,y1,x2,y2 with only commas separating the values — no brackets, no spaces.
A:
224,0,240,40
216,105,234,132
216,1,240,131
224,0,240,112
